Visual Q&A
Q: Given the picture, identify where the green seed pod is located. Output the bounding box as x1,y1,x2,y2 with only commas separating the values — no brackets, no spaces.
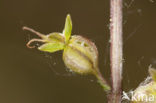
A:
63,35,98,74
23,14,110,91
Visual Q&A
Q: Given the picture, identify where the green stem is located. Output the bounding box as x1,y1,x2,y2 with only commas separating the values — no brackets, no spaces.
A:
94,70,111,92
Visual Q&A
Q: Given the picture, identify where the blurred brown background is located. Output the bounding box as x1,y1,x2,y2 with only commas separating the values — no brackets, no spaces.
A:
0,0,155,103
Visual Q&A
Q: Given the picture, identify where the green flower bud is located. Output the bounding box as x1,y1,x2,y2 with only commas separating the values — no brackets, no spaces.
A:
63,35,98,74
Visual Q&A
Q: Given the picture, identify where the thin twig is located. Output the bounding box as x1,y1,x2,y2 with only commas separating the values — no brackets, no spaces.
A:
109,0,123,102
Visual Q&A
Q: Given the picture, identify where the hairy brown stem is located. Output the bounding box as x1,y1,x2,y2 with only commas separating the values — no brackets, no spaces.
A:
109,0,123,102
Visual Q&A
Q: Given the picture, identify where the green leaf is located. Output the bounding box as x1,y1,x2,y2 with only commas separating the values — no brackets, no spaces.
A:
149,67,156,82
63,14,72,42
47,32,65,43
38,42,65,53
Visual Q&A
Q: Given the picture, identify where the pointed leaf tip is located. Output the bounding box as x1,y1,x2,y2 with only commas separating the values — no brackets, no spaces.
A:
63,14,72,42
38,42,65,53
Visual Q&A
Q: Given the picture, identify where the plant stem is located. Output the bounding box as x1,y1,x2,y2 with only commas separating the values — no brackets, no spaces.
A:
95,70,111,92
109,0,123,102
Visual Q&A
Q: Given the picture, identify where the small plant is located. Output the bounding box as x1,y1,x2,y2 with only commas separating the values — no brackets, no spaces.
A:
23,14,110,92
23,14,156,103
22,0,156,102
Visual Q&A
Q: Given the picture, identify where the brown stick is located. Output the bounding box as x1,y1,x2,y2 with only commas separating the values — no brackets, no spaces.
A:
109,0,123,102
